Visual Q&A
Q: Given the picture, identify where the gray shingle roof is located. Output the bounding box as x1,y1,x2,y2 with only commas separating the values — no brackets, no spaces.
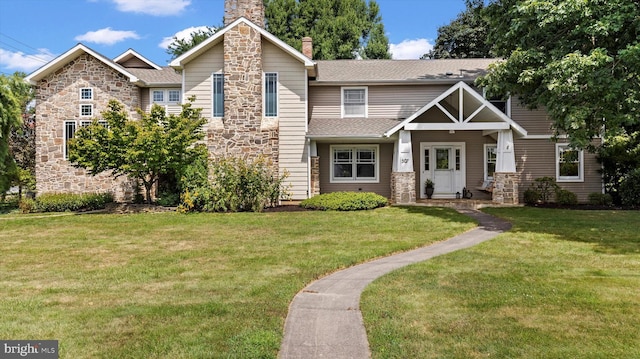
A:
313,58,498,83
308,118,402,138
126,67,181,86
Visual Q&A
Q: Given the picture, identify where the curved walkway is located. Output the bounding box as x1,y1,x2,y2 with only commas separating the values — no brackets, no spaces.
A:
278,209,511,359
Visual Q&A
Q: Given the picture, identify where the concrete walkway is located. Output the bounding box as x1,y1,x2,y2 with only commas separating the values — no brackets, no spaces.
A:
278,209,511,359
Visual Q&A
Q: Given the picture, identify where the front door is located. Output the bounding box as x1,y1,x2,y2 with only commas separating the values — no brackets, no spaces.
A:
420,142,466,198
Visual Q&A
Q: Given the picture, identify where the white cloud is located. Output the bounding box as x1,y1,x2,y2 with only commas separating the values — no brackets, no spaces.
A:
75,28,140,45
111,0,191,16
390,38,433,60
0,48,56,72
159,26,211,49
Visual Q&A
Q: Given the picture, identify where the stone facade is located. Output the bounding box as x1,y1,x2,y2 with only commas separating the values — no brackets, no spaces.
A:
390,172,416,204
34,53,139,201
492,172,520,205
206,18,280,167
224,0,264,26
310,156,320,196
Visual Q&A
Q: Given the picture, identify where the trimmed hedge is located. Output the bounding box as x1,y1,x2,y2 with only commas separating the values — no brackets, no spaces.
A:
23,192,115,213
300,192,388,211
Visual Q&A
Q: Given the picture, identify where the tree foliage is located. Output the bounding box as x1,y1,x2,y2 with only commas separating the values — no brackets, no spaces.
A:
69,99,206,203
1,72,33,195
422,0,492,59
166,27,218,59
478,0,640,150
265,0,390,59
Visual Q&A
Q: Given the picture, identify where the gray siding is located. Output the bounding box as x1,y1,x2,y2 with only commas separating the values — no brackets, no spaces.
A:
511,102,552,135
263,41,309,200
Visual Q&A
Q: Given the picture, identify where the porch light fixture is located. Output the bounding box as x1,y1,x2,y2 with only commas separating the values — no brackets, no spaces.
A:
449,130,455,134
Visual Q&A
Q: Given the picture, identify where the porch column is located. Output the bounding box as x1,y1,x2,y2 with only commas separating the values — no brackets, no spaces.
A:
493,130,519,204
390,130,416,204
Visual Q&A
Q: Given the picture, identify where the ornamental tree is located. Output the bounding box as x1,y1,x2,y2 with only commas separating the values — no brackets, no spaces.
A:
69,99,206,204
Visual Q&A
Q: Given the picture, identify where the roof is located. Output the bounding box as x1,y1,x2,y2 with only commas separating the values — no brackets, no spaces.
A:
126,67,181,87
313,58,498,84
308,118,402,139
170,17,315,71
113,49,162,70
25,43,140,85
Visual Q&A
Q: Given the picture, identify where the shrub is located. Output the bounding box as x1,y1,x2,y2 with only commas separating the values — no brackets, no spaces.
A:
531,177,559,203
523,188,540,205
555,189,578,206
156,191,180,207
619,168,640,207
34,192,114,212
588,192,613,206
19,198,36,214
300,192,388,211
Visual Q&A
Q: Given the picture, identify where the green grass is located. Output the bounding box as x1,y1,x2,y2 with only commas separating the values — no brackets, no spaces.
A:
362,207,640,358
0,206,475,358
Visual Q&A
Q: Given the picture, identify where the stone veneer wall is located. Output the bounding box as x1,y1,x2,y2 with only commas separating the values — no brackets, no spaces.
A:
207,21,279,167
35,53,140,201
492,172,520,204
224,0,264,26
310,156,320,196
390,172,416,204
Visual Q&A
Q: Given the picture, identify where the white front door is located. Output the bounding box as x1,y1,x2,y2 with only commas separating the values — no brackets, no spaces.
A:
420,142,466,198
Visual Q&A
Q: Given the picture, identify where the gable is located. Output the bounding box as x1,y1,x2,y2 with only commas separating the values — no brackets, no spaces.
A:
114,49,161,70
385,81,527,137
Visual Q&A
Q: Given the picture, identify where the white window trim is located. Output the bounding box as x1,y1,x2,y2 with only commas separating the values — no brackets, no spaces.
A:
151,89,181,105
264,72,278,118
482,88,511,117
64,120,76,160
330,144,379,183
79,104,93,117
341,87,368,118
80,87,93,100
211,72,224,118
484,144,497,181
556,143,584,182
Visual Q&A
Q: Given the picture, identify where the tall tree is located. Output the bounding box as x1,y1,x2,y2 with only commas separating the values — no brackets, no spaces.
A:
422,0,491,59
0,73,30,195
166,27,218,59
265,0,390,59
69,99,206,203
478,0,640,150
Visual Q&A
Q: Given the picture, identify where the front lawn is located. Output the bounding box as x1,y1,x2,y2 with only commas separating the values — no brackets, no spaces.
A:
0,206,475,358
362,207,640,358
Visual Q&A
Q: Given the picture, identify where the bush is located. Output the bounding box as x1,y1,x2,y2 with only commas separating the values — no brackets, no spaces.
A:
588,192,613,206
178,156,290,213
156,191,180,207
555,189,578,206
300,192,388,211
619,168,640,207
34,192,114,212
19,198,36,214
523,188,540,205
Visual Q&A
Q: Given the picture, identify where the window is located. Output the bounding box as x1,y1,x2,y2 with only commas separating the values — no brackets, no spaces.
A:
556,144,583,182
342,87,367,118
331,145,378,182
80,88,93,100
80,104,92,117
212,73,224,117
168,90,180,103
483,89,510,116
484,144,497,180
264,73,278,117
64,121,76,159
151,89,181,104
152,90,164,103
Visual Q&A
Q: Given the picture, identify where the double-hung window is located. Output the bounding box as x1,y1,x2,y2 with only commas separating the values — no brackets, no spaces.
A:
342,87,367,118
484,144,497,180
331,145,378,182
212,73,224,117
80,88,93,100
152,89,180,104
264,72,278,117
80,104,93,117
556,144,583,182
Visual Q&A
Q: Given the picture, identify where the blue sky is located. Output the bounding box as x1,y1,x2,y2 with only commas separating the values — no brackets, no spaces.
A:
0,0,467,75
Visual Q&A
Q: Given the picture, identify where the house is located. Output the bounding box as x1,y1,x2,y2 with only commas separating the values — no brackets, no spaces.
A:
25,0,603,205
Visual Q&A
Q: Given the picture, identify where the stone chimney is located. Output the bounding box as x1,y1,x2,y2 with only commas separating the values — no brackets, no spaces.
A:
224,0,265,27
302,37,313,59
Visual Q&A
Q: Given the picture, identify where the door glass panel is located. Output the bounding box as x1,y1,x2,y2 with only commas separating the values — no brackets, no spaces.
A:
424,149,430,171
455,149,461,170
436,149,450,170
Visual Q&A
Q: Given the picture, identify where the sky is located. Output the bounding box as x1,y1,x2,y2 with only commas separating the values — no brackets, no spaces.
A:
0,0,468,75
